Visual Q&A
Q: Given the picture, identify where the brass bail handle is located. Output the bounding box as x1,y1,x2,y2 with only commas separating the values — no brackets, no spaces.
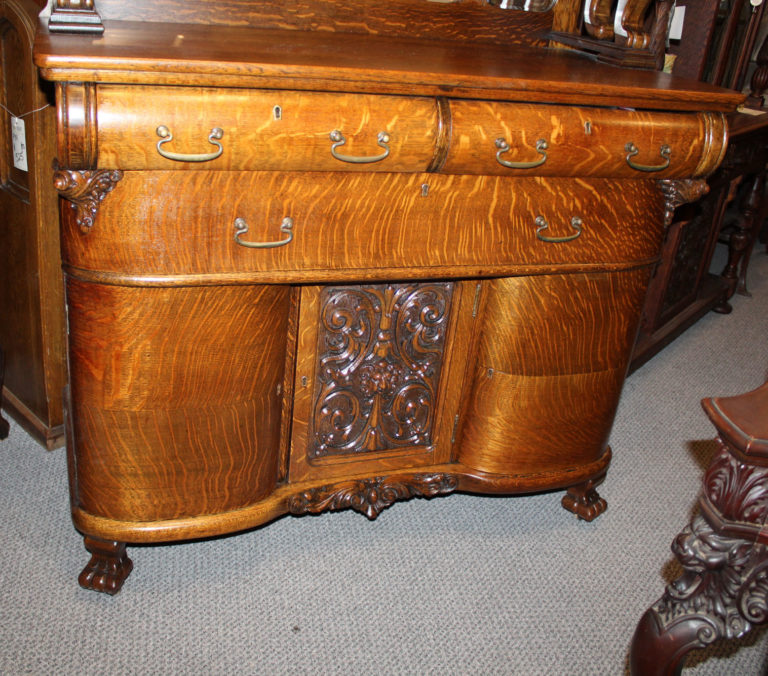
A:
535,216,583,243
156,126,224,162
625,142,671,172
329,130,391,164
495,137,548,170
234,217,294,249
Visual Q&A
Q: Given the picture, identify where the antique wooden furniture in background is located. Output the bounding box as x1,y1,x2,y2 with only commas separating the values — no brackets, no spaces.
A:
630,3,768,370
0,0,65,449
0,349,10,439
34,0,742,594
547,0,674,69
630,380,768,675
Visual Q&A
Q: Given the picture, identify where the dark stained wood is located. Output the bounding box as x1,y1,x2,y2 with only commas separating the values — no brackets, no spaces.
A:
630,382,768,674
631,111,768,371
0,349,10,439
34,0,744,592
0,0,66,449
78,536,133,595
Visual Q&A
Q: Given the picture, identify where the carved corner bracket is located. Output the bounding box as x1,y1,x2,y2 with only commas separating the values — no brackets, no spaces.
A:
659,178,710,227
48,0,104,34
53,167,123,233
287,473,459,520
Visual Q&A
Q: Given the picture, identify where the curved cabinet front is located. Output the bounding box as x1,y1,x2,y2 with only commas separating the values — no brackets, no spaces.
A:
66,278,292,523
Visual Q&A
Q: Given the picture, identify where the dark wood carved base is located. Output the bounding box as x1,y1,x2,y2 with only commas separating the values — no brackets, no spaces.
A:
288,472,459,520
631,514,768,675
561,477,607,521
630,383,768,674
78,536,133,595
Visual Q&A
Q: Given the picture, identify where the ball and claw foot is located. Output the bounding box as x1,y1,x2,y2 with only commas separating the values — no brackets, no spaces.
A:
78,536,133,595
561,478,607,521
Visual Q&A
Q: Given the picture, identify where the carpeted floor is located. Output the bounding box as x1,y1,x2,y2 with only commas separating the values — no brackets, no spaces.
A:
1,251,767,675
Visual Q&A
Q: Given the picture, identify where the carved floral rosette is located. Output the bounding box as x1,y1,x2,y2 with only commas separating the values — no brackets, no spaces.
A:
310,283,453,458
287,473,459,520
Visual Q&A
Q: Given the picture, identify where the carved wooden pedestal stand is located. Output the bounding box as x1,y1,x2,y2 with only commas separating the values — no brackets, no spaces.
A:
630,382,768,675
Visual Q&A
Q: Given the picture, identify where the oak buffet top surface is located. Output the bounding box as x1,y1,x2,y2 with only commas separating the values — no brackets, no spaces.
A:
34,20,744,112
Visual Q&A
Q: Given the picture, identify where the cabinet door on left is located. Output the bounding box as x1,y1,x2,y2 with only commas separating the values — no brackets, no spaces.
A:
0,0,66,448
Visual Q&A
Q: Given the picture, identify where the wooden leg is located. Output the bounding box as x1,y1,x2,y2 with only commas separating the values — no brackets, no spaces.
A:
0,348,10,440
561,476,607,521
720,172,765,300
78,536,133,595
630,514,768,675
632,383,768,673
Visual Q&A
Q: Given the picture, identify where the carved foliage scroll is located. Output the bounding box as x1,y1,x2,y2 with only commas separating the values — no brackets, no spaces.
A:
659,178,710,227
704,439,768,527
288,473,459,520
53,167,123,232
310,282,453,459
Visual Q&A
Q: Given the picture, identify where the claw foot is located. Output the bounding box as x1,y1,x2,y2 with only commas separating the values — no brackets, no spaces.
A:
561,478,607,521
78,536,133,595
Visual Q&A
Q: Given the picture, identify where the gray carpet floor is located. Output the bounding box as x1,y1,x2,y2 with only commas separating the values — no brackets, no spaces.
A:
2,251,768,675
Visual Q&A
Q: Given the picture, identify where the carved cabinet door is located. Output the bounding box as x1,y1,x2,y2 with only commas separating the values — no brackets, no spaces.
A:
288,280,479,482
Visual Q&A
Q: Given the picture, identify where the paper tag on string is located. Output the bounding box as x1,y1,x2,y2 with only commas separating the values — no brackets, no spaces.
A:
11,116,28,172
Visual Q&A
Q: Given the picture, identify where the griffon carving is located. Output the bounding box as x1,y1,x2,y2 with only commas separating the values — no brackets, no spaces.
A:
53,167,123,233
649,514,768,648
310,283,453,458
659,178,710,227
288,473,459,520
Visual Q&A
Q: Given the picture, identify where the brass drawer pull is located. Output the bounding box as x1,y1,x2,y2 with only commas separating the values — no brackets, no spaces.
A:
156,126,224,162
234,217,294,248
535,216,582,243
329,130,391,164
625,142,671,172
495,137,548,169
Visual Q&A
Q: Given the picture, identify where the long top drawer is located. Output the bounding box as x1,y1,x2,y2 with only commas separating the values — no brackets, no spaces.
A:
62,84,727,179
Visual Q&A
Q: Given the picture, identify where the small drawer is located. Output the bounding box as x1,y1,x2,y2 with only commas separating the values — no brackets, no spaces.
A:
63,171,666,281
95,85,440,172
443,101,726,179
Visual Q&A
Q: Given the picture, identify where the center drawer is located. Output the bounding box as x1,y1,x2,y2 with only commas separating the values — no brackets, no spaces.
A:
62,171,666,281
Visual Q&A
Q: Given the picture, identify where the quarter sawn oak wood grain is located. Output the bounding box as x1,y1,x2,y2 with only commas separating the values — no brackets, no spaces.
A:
35,0,742,593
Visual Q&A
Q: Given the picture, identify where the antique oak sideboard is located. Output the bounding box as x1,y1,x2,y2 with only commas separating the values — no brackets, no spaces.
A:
34,0,743,593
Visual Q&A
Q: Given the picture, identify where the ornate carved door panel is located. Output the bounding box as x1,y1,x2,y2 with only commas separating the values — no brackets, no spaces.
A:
289,280,478,481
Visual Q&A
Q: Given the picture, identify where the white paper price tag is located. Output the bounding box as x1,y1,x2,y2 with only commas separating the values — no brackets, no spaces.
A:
11,116,28,172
